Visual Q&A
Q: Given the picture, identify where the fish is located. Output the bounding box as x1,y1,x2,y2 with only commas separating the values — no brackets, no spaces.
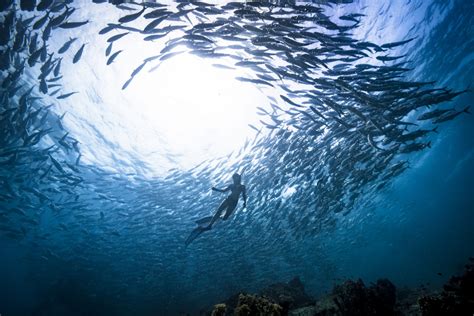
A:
107,32,130,43
381,37,415,49
42,23,52,41
0,0,469,255
159,50,184,61
59,21,89,29
12,28,27,52
73,44,86,63
183,34,214,43
48,154,65,173
33,13,50,30
130,61,147,77
235,77,274,87
20,0,36,11
50,8,72,27
143,16,168,33
118,7,146,23
143,33,170,41
212,63,235,70
99,24,117,35
376,54,406,62
53,58,62,77
39,78,48,93
57,92,78,99
105,42,113,56
339,15,361,23
248,124,261,133
107,50,123,65
417,108,453,121
28,44,47,67
58,38,77,54
433,106,470,123
309,106,327,121
143,54,161,63
121,61,147,90
280,95,303,108
36,0,52,11
399,142,431,154
49,88,61,96
47,75,63,82
50,2,66,12
397,127,438,142
260,120,278,129
144,8,170,19
121,77,134,90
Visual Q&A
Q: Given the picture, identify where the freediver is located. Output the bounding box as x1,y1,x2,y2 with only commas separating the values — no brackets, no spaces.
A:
185,173,247,246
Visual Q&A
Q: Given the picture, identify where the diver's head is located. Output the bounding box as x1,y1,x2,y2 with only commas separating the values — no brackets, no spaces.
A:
232,173,241,184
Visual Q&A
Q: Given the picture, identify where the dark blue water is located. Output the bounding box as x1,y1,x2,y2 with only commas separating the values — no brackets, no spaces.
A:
0,0,473,315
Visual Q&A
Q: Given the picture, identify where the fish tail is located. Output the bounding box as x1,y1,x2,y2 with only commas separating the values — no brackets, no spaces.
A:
463,105,471,114
432,126,439,133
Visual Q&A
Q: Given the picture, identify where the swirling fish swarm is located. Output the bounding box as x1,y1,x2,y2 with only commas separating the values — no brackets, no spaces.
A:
0,0,470,247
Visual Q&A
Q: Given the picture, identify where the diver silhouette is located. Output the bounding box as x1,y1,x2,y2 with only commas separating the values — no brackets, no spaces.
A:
185,173,247,246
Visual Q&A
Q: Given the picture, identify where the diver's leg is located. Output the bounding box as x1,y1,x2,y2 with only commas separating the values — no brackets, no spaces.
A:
195,216,214,226
223,199,238,220
207,199,228,228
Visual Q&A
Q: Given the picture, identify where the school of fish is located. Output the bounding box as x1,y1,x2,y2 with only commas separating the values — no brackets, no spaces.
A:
0,0,471,310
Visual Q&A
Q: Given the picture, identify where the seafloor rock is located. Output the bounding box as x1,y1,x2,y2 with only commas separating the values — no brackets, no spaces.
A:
418,259,474,315
207,259,474,316
211,303,227,316
208,278,396,316
259,277,315,312
394,286,425,316
313,278,397,316
288,306,318,316
209,277,313,315
210,293,282,316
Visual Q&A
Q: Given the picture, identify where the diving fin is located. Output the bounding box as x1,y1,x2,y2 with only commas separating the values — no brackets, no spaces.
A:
185,225,210,247
195,216,213,226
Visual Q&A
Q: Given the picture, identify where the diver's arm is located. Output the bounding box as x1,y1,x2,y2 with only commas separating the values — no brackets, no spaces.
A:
212,185,231,193
242,185,247,208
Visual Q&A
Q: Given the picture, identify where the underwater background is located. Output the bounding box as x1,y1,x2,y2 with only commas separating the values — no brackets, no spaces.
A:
0,0,473,315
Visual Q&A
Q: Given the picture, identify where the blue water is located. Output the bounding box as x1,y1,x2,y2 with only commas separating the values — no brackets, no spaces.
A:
0,0,473,315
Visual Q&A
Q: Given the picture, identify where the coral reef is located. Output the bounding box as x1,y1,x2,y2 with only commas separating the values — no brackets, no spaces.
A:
259,277,315,313
207,258,474,316
211,303,227,316
313,278,396,316
418,258,474,315
234,294,282,316
210,294,282,316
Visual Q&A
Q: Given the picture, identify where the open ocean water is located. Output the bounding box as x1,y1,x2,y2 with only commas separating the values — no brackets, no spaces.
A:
0,0,473,315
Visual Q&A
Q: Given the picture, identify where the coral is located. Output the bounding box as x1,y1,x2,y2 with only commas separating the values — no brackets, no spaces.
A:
208,277,312,315
331,279,368,315
211,303,227,316
314,278,397,316
394,286,424,316
418,259,474,315
234,294,282,316
206,259,474,316
209,293,282,316
289,306,318,316
367,278,397,315
259,277,315,312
